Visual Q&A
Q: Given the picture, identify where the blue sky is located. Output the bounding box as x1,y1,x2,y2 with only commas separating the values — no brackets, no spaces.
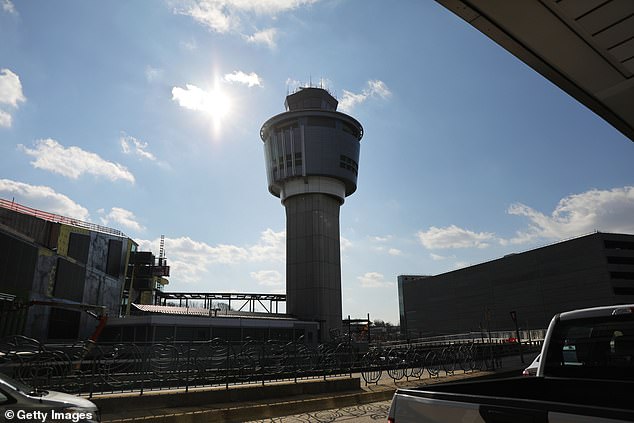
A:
1,0,632,324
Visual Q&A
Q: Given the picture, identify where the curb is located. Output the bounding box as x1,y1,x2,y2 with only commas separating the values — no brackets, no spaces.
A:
102,366,526,422
103,388,395,423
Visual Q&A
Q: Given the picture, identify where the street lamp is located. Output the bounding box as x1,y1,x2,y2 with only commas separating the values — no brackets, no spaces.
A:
510,310,524,364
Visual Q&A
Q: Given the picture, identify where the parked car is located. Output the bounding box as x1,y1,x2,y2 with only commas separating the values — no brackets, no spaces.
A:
0,372,99,422
388,304,634,422
522,353,540,376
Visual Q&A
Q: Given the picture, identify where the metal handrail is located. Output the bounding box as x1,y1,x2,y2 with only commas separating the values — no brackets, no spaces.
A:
0,198,128,238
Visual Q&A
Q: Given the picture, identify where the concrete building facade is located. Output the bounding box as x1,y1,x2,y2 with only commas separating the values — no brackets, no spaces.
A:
398,232,634,338
0,199,134,341
260,88,364,341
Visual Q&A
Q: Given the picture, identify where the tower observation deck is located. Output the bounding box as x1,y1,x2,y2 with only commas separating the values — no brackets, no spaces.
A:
260,87,363,342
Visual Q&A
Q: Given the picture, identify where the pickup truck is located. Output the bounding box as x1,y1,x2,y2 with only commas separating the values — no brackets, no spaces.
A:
388,304,634,422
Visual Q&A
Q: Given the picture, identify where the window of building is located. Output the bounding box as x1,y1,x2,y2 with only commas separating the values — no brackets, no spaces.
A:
341,121,360,138
607,256,634,265
605,240,634,250
307,117,335,128
47,308,80,340
106,239,123,278
100,326,121,342
155,326,175,342
610,272,634,280
122,326,135,342
54,258,85,302
67,232,90,263
339,155,358,176
135,326,148,343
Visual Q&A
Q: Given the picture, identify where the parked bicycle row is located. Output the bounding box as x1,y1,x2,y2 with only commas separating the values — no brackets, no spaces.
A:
0,335,537,396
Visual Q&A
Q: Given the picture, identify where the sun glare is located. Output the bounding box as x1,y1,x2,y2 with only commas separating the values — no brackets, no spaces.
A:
172,83,232,122
201,88,231,119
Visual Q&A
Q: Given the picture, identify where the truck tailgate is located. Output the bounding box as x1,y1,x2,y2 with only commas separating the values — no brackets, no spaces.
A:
391,377,634,423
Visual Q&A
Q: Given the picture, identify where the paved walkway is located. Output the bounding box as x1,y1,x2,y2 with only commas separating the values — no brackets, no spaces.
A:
245,401,392,423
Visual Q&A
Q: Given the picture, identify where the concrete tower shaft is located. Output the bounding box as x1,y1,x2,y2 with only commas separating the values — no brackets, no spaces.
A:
260,88,363,342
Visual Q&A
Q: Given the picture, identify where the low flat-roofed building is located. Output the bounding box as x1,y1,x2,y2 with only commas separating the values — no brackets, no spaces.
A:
102,304,320,344
399,232,634,338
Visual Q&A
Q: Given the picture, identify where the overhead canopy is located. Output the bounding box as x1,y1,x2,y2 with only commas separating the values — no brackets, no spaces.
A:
436,0,634,142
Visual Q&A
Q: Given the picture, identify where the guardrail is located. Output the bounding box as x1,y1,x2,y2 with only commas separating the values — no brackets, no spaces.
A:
0,336,541,396
0,198,127,238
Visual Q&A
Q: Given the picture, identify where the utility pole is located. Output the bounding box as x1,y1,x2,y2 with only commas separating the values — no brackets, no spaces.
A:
510,310,524,363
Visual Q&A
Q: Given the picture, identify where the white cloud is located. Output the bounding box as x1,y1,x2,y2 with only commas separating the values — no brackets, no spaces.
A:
172,83,231,118
173,0,318,42
417,225,494,249
366,80,391,98
339,79,391,112
371,235,391,242
388,248,402,256
145,66,164,83
0,179,89,220
0,69,26,127
174,0,235,33
248,228,285,262
224,70,262,87
285,78,303,93
0,69,25,107
120,133,157,161
243,28,278,49
180,39,198,51
0,110,11,128
416,187,634,252
136,228,285,284
453,261,471,270
340,236,352,252
339,91,365,112
99,207,145,233
358,272,393,288
136,236,250,284
430,253,455,261
19,139,135,183
503,186,634,244
250,270,283,286
2,0,16,15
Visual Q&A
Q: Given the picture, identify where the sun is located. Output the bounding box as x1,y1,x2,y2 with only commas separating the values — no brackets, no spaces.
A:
172,83,232,123
200,88,231,120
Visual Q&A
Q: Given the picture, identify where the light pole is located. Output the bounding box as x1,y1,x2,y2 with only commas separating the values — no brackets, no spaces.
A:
510,310,524,364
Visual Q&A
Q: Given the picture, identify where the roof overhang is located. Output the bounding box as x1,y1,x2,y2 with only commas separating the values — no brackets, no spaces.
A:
436,0,634,142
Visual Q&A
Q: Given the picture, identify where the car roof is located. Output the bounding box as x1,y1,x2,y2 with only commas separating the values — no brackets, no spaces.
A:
559,304,634,321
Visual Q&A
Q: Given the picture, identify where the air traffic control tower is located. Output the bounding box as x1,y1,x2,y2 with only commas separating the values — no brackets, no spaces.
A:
260,87,364,342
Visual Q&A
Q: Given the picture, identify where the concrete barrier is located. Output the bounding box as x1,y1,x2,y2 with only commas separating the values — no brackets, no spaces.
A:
94,377,360,417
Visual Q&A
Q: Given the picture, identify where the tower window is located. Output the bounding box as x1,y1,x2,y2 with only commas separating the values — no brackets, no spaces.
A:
339,155,358,175
307,117,336,128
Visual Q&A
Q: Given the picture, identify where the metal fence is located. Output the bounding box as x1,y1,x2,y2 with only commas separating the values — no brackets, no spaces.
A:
0,198,127,238
0,335,540,397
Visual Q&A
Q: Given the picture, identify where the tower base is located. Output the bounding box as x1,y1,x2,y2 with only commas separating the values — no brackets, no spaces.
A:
285,193,342,342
